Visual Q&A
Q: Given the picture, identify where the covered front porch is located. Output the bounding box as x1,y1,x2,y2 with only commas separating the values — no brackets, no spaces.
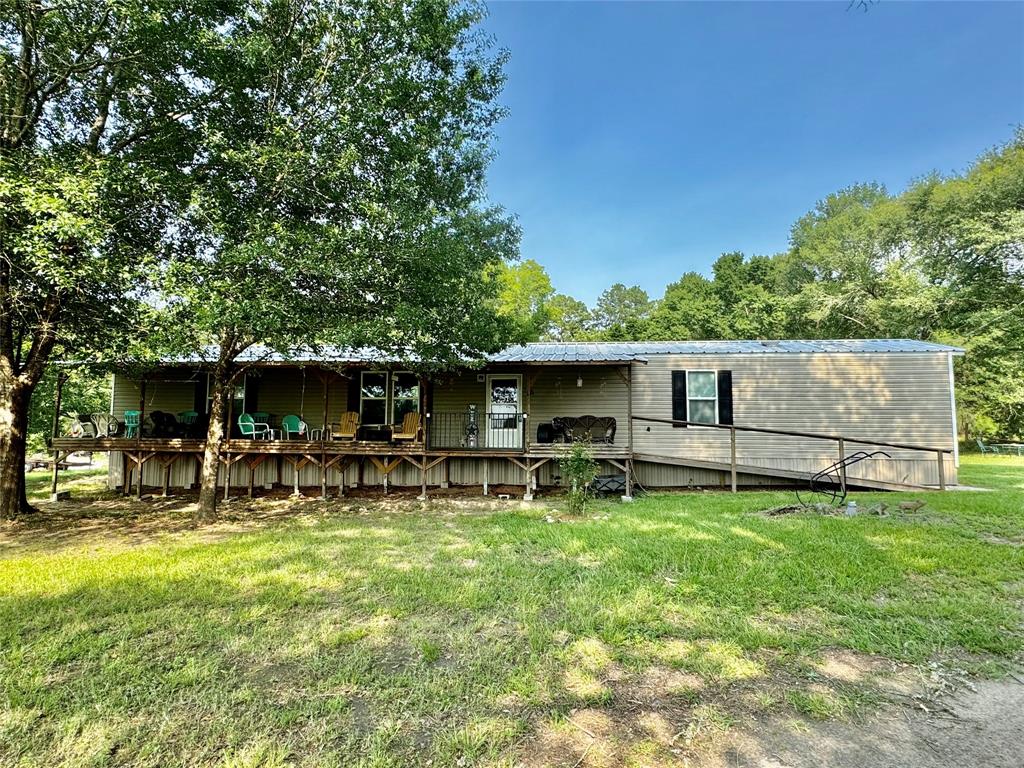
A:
50,359,634,499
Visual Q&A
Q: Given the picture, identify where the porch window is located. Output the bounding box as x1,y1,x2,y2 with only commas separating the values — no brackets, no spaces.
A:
360,372,388,426
686,370,718,425
391,372,420,424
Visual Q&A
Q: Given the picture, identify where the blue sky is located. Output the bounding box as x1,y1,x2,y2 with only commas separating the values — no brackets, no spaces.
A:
480,1,1024,304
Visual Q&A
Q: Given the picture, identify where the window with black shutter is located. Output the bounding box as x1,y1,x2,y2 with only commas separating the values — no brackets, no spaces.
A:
717,370,733,425
672,369,734,426
671,370,688,427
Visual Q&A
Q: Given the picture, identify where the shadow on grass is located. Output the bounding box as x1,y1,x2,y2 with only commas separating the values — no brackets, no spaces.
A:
1,492,1022,766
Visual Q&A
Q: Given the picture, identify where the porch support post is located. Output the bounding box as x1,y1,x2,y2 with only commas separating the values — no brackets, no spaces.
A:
441,457,449,489
624,364,634,501
49,371,67,501
292,457,300,496
420,375,429,450
524,464,533,501
936,450,946,491
122,451,130,495
418,457,427,501
163,457,172,497
138,377,146,449
223,452,230,501
482,459,488,496
248,459,256,498
320,371,329,498
136,377,147,499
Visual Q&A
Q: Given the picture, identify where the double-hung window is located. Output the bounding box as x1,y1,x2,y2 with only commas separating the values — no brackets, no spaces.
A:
360,371,420,426
391,372,420,423
686,370,718,425
360,372,388,426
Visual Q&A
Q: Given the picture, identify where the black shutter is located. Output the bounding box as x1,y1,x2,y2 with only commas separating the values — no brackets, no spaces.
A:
194,374,207,414
346,372,360,414
717,370,733,425
243,375,258,414
671,370,688,428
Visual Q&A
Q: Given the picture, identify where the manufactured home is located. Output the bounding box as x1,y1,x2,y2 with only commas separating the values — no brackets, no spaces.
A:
52,340,962,498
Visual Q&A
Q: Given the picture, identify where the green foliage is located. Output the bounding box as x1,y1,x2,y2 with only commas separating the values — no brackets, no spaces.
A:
156,0,519,371
493,259,556,342
591,283,653,339
558,440,598,515
1,0,237,515
26,368,110,455
543,293,595,341
513,133,1024,438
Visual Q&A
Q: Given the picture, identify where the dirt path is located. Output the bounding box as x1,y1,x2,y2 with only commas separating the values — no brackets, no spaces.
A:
714,676,1024,768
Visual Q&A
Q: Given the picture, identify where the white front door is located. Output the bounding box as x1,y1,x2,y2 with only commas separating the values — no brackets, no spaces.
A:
485,374,522,450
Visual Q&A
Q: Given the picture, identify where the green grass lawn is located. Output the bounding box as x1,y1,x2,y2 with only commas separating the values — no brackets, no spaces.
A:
2,454,1022,767
24,466,108,501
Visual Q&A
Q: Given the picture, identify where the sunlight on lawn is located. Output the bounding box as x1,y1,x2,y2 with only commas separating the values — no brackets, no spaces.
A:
1,453,1021,766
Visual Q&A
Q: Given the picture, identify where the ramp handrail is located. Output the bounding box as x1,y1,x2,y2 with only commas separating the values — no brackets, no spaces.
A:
631,415,951,491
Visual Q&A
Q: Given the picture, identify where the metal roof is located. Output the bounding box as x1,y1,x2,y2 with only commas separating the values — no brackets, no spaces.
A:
489,339,963,363
127,339,963,368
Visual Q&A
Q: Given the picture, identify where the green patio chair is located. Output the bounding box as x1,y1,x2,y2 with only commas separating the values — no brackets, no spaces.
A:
123,410,141,438
281,414,307,440
252,411,271,424
177,410,199,426
238,413,271,440
975,438,1001,454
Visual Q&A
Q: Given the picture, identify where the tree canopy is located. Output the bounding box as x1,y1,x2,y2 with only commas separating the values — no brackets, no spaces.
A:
1,0,239,518
527,131,1024,438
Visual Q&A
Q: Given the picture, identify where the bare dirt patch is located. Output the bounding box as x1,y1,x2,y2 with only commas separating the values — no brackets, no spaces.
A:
516,648,1023,768
710,674,1024,768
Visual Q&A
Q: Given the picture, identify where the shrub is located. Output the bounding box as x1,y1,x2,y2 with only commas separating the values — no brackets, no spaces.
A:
559,440,598,514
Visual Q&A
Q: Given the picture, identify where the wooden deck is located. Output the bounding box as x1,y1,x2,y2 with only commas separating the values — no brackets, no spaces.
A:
52,437,631,459
50,436,636,501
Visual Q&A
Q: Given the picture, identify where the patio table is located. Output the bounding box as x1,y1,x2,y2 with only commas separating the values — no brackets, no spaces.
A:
992,443,1024,456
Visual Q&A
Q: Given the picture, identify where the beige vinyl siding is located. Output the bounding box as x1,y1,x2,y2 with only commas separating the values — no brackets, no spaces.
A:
107,352,957,491
430,365,629,446
526,366,628,446
252,368,349,428
631,352,955,486
111,371,197,422
431,370,487,414
633,461,794,489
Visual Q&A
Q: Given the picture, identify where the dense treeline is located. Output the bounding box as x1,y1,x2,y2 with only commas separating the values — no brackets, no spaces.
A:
499,133,1024,439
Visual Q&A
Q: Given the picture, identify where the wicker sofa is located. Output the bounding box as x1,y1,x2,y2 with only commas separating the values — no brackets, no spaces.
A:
551,415,616,444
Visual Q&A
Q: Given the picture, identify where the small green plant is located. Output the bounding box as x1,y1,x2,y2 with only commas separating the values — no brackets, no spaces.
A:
418,638,442,663
559,440,598,514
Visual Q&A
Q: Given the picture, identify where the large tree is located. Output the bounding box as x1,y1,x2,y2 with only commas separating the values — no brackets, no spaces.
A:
492,259,555,342
905,132,1024,437
0,0,236,519
591,283,653,340
542,294,594,341
154,0,518,521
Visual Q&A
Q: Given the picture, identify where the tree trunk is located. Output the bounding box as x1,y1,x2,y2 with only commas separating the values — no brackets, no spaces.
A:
0,375,34,520
195,368,227,523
